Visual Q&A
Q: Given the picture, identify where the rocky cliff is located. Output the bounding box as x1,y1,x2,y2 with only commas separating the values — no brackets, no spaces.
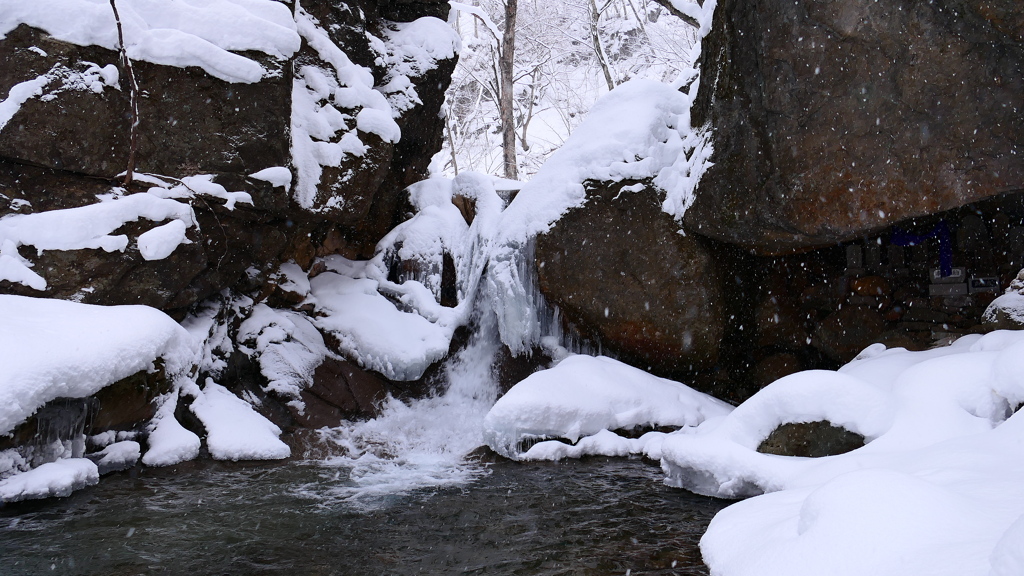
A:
685,0,1024,254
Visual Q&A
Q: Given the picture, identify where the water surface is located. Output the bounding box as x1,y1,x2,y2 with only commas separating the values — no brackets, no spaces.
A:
1,456,726,575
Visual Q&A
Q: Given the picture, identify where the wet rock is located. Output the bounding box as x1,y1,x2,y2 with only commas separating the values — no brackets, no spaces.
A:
91,365,172,433
291,357,389,428
749,353,803,389
850,276,891,298
812,305,887,363
536,180,726,375
757,420,865,458
685,0,1024,254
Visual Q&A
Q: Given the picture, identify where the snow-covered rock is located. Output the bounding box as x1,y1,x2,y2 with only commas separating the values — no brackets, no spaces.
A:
0,295,197,438
483,354,732,460
663,331,1024,576
189,380,290,461
0,457,98,502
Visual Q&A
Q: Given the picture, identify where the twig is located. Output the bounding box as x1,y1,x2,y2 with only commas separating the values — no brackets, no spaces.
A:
109,0,140,186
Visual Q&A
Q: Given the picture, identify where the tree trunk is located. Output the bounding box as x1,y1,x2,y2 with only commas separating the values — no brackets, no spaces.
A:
589,0,615,92
499,0,518,180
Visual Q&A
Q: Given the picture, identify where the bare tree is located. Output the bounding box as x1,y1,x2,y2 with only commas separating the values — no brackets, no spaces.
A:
498,0,518,180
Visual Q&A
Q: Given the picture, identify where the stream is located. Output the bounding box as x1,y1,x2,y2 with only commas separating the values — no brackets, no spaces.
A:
0,456,726,575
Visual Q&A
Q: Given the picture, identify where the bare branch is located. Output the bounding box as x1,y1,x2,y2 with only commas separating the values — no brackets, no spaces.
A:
109,0,140,187
649,0,700,29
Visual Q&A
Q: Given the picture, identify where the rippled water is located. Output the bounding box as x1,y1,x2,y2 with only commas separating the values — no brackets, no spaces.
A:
0,456,726,575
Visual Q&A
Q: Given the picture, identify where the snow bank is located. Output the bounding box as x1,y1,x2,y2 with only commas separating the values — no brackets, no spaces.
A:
0,458,98,502
0,295,198,437
0,0,300,83
659,331,1024,576
483,354,732,460
189,380,289,461
141,393,199,467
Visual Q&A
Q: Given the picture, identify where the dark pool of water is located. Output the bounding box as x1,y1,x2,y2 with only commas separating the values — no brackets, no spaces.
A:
0,456,727,575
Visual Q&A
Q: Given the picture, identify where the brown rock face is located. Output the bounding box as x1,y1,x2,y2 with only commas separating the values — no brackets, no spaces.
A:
758,420,866,458
0,25,290,179
685,0,1024,254
536,181,727,375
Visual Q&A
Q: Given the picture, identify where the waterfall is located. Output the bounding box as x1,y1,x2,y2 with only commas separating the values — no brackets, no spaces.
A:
310,309,501,508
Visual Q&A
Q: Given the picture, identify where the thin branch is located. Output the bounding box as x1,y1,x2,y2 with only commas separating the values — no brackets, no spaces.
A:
109,0,141,187
649,0,701,29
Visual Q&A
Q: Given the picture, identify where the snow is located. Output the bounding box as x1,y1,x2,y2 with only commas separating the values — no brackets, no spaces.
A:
237,303,325,401
0,457,98,502
0,295,198,437
142,393,200,467
88,440,140,474
290,3,405,213
189,380,290,461
483,354,732,460
250,166,292,189
299,174,503,381
378,17,461,115
646,331,1024,576
0,74,51,131
0,192,197,289
0,61,122,131
137,219,190,260
309,268,453,382
0,0,301,83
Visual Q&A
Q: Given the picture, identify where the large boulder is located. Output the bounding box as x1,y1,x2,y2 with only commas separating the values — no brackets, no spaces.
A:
0,24,291,179
684,0,1024,254
0,0,458,312
536,180,727,376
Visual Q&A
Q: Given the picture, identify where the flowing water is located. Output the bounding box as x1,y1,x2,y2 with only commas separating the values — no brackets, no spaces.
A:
0,457,726,575
1,315,727,575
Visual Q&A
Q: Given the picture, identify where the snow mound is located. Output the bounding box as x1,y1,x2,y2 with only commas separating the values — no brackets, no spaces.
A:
0,0,300,83
0,295,198,437
88,440,140,474
667,331,1024,576
0,457,98,502
483,354,732,460
189,380,290,461
142,393,200,467
309,269,453,382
